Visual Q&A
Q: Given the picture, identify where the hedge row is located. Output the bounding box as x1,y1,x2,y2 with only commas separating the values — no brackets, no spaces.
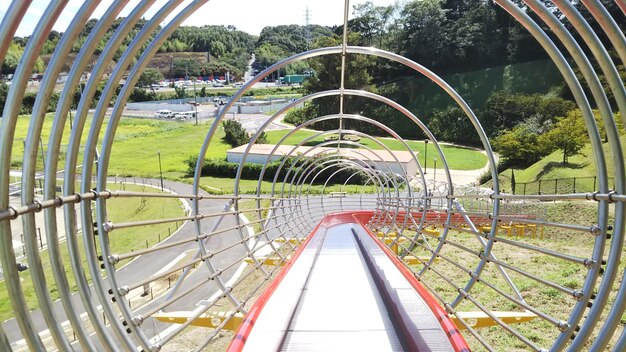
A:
186,156,370,185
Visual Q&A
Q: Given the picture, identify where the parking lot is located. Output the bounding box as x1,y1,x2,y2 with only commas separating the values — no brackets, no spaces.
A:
122,105,290,133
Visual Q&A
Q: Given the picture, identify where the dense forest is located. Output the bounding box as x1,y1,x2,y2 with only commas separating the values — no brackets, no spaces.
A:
285,0,625,168
1,0,624,168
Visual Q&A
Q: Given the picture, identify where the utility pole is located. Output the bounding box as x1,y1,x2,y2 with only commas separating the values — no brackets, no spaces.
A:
157,151,164,191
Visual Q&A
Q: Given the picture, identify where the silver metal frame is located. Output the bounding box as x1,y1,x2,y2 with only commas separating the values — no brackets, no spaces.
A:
0,0,624,350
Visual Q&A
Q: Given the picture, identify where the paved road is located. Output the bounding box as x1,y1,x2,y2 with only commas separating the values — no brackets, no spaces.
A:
2,178,244,350
227,113,290,133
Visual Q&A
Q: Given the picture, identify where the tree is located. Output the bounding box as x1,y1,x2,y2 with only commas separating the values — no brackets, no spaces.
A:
174,85,187,99
492,123,547,166
288,33,378,132
202,61,241,79
222,119,248,147
256,131,269,144
541,110,588,164
2,42,23,74
0,81,8,111
138,68,164,88
482,91,541,136
128,88,157,102
429,107,480,146
172,58,202,78
447,2,505,69
350,1,396,48
398,0,447,68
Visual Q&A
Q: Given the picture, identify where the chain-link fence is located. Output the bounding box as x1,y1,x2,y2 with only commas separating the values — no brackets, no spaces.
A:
513,176,615,195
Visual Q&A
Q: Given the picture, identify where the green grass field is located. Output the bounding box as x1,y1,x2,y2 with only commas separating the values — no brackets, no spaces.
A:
197,175,380,195
0,183,184,321
12,115,226,178
264,129,487,170
407,200,623,350
14,115,486,183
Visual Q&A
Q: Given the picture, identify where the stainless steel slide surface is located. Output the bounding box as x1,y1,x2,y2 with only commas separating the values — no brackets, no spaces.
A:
241,215,456,351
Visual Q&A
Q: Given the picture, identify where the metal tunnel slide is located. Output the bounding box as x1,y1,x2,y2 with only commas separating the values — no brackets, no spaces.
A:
229,211,467,351
0,0,625,351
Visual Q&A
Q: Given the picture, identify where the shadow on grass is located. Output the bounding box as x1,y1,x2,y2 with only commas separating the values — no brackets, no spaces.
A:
535,160,589,180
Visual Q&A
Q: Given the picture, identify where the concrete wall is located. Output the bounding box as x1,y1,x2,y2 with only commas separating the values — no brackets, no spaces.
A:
219,101,302,115
227,152,282,164
126,102,192,112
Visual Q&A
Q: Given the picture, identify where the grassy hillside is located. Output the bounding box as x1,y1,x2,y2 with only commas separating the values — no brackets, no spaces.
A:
397,59,564,115
515,137,626,181
489,135,626,192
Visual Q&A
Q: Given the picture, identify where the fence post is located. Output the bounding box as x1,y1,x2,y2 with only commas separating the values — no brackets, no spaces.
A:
573,177,576,193
523,183,526,195
554,179,558,194
146,240,149,248
38,228,43,249
538,180,542,195
594,176,597,192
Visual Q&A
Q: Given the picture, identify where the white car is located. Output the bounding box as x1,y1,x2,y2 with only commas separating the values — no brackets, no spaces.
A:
175,111,197,120
154,109,173,118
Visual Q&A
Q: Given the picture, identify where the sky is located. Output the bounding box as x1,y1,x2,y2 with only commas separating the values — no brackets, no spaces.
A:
0,0,398,37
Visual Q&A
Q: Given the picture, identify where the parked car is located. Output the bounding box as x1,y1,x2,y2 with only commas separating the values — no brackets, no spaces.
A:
174,111,197,120
213,82,224,87
154,109,174,118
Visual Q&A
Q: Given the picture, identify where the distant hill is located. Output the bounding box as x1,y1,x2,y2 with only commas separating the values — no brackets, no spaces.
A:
40,52,211,77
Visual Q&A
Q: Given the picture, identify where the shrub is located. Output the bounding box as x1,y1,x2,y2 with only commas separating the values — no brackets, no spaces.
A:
222,119,248,147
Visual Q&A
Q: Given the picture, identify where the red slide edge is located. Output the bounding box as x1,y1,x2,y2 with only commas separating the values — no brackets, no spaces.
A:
226,216,326,351
352,211,470,352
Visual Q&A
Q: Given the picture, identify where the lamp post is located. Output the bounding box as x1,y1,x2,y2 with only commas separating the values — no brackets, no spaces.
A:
193,78,198,125
433,157,437,191
157,151,164,191
424,139,428,174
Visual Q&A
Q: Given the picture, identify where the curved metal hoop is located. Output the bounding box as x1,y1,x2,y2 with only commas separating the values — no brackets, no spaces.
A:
0,1,624,351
